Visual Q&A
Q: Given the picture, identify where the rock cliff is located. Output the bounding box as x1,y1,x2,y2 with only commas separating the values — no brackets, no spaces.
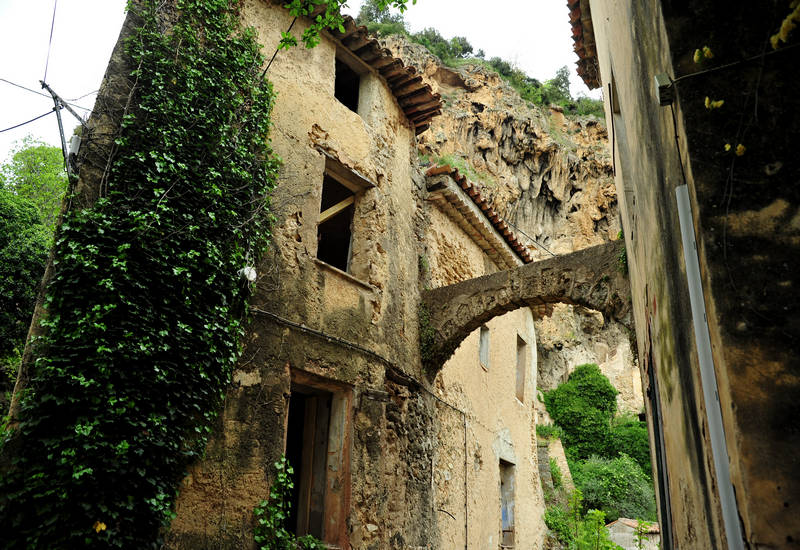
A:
385,36,642,411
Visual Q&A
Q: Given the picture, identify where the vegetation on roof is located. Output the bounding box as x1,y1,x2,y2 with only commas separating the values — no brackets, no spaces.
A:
356,0,605,118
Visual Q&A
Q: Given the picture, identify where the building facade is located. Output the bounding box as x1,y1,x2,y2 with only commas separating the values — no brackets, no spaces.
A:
162,2,546,548
568,1,800,548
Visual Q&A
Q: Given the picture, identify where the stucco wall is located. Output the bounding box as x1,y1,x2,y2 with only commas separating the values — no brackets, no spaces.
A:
588,1,726,548
589,0,800,548
165,2,433,547
434,308,546,550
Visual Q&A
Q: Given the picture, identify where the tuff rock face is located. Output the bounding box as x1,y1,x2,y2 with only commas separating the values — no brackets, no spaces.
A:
384,36,642,410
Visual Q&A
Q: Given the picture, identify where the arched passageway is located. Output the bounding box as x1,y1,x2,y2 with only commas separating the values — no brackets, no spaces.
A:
421,240,631,372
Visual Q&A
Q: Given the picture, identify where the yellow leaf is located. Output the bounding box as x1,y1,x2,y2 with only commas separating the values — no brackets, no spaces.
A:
702,46,714,59
93,521,107,533
724,143,732,151
735,144,746,156
693,49,702,63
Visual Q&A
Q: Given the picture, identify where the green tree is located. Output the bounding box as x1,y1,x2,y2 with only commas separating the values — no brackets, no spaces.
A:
0,188,50,394
544,363,618,460
356,0,405,25
0,139,65,406
1,137,68,235
542,65,573,106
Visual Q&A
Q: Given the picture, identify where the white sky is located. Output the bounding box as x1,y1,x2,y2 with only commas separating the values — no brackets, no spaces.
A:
0,0,594,163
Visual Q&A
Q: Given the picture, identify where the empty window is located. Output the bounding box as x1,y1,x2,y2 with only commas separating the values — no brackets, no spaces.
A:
479,325,490,369
515,335,527,402
500,460,516,548
285,377,350,545
335,57,360,112
317,174,356,272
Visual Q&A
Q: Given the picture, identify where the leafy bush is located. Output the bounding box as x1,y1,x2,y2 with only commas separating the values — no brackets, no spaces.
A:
576,509,623,550
536,423,564,440
572,454,657,523
545,504,573,545
0,190,49,361
610,414,651,477
410,27,473,62
544,364,618,460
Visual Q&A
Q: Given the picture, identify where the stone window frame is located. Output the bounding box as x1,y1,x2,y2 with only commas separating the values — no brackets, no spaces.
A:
314,154,375,283
333,46,371,117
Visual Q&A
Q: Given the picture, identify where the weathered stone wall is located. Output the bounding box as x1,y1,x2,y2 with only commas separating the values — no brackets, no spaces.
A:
589,0,800,547
423,180,547,547
166,2,434,547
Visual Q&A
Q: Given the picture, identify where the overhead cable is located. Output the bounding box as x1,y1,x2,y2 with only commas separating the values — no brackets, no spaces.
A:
43,0,58,83
0,110,55,133
0,78,92,111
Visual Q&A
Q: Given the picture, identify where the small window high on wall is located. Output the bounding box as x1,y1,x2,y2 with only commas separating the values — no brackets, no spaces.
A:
335,57,360,113
516,335,528,402
479,325,490,369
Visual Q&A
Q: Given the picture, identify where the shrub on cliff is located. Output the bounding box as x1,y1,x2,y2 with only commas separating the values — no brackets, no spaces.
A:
572,454,657,523
544,363,618,461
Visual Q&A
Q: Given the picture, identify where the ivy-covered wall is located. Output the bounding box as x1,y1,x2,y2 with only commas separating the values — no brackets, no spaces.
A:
0,1,280,547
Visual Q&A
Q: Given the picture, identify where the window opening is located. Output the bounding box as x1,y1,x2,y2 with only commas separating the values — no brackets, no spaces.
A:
499,460,516,548
335,57,360,113
285,385,333,539
479,325,490,369
610,67,621,115
515,335,527,402
317,174,355,272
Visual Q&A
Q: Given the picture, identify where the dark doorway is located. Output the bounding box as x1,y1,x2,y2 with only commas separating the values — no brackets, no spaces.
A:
285,385,333,539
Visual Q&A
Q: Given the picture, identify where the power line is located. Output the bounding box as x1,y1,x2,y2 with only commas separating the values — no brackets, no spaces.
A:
67,90,98,102
0,110,55,133
43,0,58,82
502,217,557,257
0,78,92,111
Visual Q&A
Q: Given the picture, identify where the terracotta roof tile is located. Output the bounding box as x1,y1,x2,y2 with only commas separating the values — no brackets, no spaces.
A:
568,0,601,89
425,165,533,264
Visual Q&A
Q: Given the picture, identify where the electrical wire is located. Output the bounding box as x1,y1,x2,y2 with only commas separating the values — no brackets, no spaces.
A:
43,0,58,83
67,89,98,102
0,78,92,111
0,110,55,133
502,217,557,257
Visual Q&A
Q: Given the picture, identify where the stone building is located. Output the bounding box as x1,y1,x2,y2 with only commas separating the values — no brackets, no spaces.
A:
162,2,548,548
568,1,800,548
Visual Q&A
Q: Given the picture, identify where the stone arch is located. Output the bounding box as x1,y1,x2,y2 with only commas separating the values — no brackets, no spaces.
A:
421,241,631,373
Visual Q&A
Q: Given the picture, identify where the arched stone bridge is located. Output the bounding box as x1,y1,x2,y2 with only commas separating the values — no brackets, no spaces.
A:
421,241,632,372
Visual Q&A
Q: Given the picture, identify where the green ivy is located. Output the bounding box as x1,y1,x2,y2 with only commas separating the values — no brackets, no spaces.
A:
0,0,279,547
253,457,324,550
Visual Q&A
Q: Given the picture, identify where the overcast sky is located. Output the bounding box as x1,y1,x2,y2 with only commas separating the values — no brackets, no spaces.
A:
0,0,594,163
